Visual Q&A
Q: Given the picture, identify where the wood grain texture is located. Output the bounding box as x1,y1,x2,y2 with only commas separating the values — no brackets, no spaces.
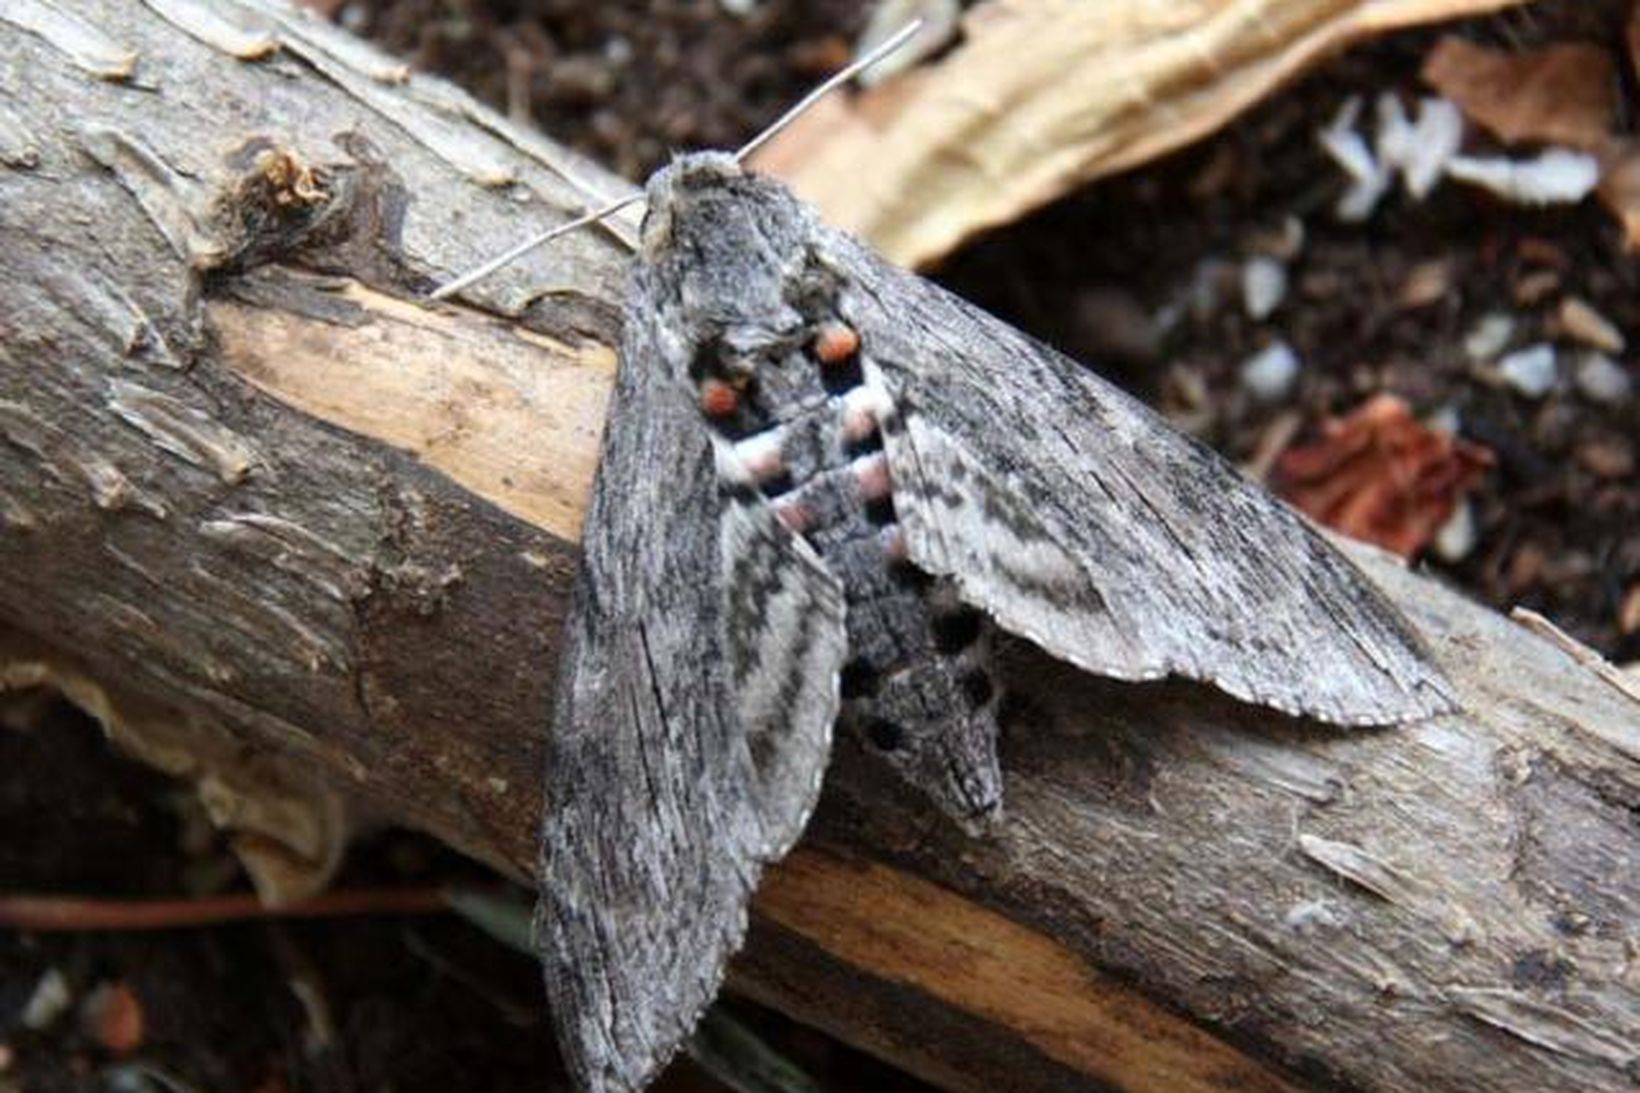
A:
2,4,1638,1091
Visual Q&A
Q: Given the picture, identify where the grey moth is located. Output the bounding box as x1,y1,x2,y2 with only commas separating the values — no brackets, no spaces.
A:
538,152,1455,1093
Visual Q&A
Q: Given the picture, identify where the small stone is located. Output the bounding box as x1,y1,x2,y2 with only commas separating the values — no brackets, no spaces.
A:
1620,584,1640,636
1248,216,1306,262
1505,542,1546,595
22,969,71,1031
1432,500,1477,563
1496,343,1557,398
1398,259,1453,310
1575,436,1634,479
1514,269,1561,306
1240,341,1301,403
1242,257,1288,320
1425,404,1462,435
1464,313,1514,362
1573,352,1632,405
1556,296,1625,353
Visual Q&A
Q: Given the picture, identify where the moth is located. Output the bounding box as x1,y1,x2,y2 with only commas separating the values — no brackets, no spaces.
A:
530,152,1456,1093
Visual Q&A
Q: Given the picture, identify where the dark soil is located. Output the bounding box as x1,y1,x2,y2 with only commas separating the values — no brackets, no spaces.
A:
5,1,1635,1091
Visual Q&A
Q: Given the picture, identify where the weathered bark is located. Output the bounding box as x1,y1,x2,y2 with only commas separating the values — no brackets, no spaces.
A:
2,3,1637,1092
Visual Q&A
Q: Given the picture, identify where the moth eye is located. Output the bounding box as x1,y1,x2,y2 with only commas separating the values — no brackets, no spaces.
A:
839,659,879,699
866,718,904,752
960,669,995,707
699,379,739,417
931,608,984,654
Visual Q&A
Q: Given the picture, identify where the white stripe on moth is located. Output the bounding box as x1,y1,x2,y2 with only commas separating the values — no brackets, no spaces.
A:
712,439,756,486
879,524,907,561
731,429,786,483
841,384,894,440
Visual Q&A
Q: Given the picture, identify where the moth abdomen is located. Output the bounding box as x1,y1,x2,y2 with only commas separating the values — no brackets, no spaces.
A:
699,308,1005,821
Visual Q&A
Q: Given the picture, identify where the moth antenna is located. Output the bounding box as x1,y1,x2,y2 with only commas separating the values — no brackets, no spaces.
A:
429,193,642,301
731,19,922,163
428,20,923,301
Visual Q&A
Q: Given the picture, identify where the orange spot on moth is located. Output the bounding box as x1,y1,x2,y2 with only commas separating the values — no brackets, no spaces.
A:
700,379,739,417
880,525,907,560
813,322,860,365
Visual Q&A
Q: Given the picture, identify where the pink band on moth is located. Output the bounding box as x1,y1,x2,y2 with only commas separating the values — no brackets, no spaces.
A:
773,499,816,534
841,401,877,443
852,452,892,500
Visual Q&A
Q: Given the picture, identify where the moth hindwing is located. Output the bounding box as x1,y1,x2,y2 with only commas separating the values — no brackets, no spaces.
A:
539,151,1455,1093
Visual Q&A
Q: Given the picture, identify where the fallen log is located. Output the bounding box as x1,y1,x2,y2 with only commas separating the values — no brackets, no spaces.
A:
2,2,1637,1091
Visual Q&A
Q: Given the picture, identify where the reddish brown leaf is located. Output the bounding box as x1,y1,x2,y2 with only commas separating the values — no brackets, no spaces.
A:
1422,37,1616,149
1273,394,1493,558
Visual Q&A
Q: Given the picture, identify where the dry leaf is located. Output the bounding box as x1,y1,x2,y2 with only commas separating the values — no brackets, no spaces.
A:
752,0,1533,267
1421,34,1640,247
1273,394,1493,558
1421,37,1616,148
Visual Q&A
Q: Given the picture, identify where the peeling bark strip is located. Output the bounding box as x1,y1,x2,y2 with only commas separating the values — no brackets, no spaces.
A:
2,3,1639,1092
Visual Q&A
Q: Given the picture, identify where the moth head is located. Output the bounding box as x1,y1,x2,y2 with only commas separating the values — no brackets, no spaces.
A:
639,151,742,255
639,154,827,392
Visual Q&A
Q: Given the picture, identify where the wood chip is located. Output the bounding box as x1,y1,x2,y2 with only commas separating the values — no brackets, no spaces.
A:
1555,296,1625,353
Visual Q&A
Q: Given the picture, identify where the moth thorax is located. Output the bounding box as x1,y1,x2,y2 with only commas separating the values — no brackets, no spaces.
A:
693,317,867,441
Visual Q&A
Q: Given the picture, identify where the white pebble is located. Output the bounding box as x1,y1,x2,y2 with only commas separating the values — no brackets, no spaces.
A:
1393,97,1464,200
1573,351,1633,405
1446,150,1601,206
1463,313,1515,363
1319,97,1392,222
1425,404,1462,435
22,968,72,1030
1433,500,1477,563
1242,257,1288,320
1240,341,1301,402
1496,343,1558,399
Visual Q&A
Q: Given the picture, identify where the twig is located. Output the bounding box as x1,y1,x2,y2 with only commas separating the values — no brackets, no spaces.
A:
0,887,449,931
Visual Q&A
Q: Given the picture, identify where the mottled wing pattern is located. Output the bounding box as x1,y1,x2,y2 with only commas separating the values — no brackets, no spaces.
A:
825,235,1454,725
538,270,848,1093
